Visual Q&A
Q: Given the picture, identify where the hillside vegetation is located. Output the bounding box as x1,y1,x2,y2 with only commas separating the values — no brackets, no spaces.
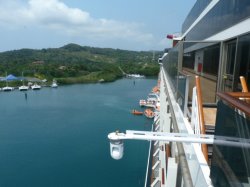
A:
0,43,161,84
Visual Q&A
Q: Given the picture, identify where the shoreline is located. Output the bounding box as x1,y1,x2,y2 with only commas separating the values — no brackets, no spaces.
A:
0,76,158,91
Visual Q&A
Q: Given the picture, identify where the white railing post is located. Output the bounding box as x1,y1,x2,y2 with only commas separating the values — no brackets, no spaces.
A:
191,87,201,136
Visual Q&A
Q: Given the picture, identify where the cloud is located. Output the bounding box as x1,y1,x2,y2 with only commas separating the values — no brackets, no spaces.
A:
0,0,154,44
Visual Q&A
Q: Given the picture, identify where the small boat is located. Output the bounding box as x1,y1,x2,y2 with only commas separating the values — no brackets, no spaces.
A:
31,84,41,90
3,72,14,91
139,99,146,106
126,74,145,78
2,86,14,92
131,109,143,115
19,85,29,91
144,108,155,118
51,80,58,88
19,72,29,91
152,86,159,93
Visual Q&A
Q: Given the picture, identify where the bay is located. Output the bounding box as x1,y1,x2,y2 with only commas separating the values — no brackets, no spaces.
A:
0,78,156,187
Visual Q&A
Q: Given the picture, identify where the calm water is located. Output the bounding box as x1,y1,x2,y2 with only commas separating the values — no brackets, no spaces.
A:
0,78,156,187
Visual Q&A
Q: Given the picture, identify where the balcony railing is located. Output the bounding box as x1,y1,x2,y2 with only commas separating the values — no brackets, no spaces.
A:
211,92,250,186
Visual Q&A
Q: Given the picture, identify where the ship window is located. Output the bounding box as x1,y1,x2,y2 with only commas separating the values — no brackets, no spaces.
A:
182,0,212,33
226,41,236,75
236,33,250,90
222,40,237,92
203,44,220,76
185,0,250,41
182,41,219,103
183,52,195,69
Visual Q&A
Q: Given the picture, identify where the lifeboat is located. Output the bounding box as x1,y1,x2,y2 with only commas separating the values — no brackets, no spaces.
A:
131,109,143,115
152,86,159,93
144,108,155,118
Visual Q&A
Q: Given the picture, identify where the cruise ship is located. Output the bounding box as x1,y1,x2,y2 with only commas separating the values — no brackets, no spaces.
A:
108,1,250,186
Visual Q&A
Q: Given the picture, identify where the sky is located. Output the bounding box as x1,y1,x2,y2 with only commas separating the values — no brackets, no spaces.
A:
0,0,196,52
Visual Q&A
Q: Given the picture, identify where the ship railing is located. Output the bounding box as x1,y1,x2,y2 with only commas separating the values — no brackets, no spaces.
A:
161,44,190,117
153,149,160,164
163,71,190,118
191,86,200,135
154,117,160,132
152,143,159,161
154,140,159,147
190,76,209,162
161,67,212,186
177,71,190,117
145,138,153,187
155,124,160,132
150,138,168,187
150,143,167,187
145,113,160,187
152,161,160,178
147,103,168,187
151,179,161,187
216,92,250,116
210,92,250,186
153,147,160,157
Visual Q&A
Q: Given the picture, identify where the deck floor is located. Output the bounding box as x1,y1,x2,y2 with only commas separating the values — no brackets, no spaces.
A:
204,108,217,127
183,69,217,103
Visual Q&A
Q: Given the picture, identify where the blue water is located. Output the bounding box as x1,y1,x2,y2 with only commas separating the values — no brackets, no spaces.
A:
0,78,156,187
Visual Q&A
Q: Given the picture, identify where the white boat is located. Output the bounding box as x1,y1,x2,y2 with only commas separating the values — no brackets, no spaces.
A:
19,85,29,91
139,99,146,106
126,74,145,78
51,80,58,88
31,84,41,90
3,72,15,91
2,86,14,91
140,93,160,108
19,72,29,91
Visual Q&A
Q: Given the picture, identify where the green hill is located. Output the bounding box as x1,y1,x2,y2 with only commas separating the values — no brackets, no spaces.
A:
0,43,161,84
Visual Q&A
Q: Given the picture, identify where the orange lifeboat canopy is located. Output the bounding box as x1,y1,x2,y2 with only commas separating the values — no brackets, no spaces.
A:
144,109,155,118
152,86,159,93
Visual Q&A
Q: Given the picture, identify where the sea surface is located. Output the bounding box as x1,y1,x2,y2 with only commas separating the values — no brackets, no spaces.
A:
0,78,156,187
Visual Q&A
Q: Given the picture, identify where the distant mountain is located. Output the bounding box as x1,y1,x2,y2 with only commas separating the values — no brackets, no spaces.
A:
0,43,161,84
